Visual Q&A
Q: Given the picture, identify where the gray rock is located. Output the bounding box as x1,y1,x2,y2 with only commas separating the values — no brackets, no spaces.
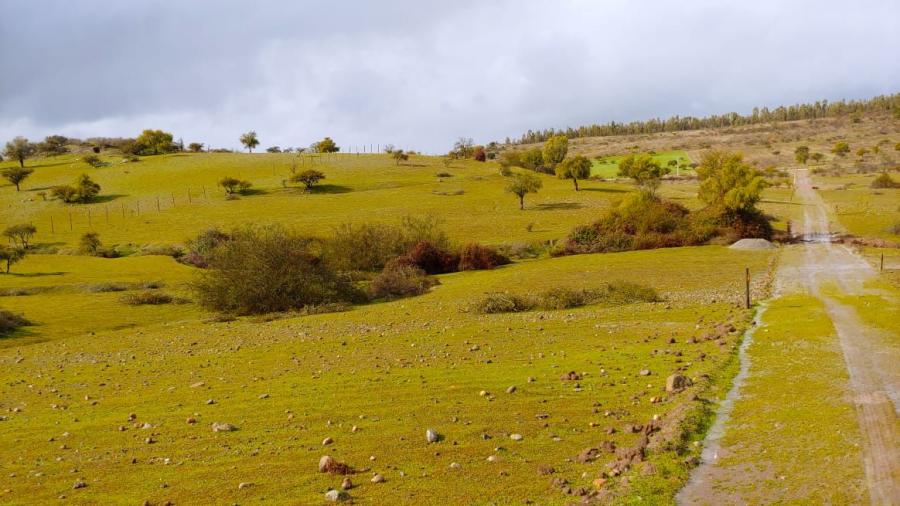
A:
510,433,524,441
211,422,237,432
666,374,692,393
426,428,440,443
324,489,349,502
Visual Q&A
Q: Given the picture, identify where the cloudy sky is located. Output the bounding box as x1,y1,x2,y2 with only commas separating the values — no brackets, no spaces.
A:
1,0,898,153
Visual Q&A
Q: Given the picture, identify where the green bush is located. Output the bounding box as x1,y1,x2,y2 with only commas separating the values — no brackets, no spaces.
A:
472,282,660,314
472,292,534,314
120,291,180,305
871,172,899,189
0,309,32,335
370,262,436,300
193,225,362,315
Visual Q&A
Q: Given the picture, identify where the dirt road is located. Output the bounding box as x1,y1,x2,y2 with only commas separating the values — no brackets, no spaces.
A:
679,169,899,504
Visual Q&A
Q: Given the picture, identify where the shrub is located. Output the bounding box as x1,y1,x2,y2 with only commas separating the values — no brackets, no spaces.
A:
79,232,102,255
323,216,451,272
0,309,31,335
370,262,435,299
436,171,453,178
457,243,510,271
181,228,230,268
219,177,252,195
52,174,101,203
82,153,103,167
471,282,660,314
871,172,899,189
120,290,177,305
472,292,534,314
291,169,325,190
85,282,129,292
192,225,362,315
400,241,459,274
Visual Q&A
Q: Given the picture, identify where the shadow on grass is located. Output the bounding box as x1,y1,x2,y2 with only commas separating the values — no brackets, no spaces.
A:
310,184,352,194
3,271,66,278
89,194,129,203
581,187,630,193
533,202,584,211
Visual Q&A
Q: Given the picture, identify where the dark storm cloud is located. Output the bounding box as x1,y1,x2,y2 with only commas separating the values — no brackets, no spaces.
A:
1,0,898,152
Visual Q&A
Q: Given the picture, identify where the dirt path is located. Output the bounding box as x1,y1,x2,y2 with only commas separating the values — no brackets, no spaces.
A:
679,169,899,504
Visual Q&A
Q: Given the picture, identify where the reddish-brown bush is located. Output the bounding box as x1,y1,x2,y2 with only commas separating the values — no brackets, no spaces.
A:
400,241,459,274
458,243,510,271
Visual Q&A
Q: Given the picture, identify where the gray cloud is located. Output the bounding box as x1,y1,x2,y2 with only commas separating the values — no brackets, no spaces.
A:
1,0,898,152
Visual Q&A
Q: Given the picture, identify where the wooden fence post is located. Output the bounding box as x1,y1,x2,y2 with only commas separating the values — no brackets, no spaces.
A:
745,267,751,309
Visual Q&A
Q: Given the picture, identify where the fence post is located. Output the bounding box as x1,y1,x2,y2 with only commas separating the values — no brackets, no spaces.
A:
171,193,175,207
745,267,751,309
87,208,92,229
882,253,885,272
156,196,161,213
68,212,73,231
187,189,192,204
50,215,54,234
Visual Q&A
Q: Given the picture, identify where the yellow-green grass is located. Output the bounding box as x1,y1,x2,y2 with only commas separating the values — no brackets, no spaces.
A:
1,152,640,249
0,246,772,504
700,294,866,504
0,254,201,347
590,151,692,179
812,173,900,241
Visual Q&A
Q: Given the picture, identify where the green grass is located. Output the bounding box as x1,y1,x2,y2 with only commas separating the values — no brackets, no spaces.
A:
697,294,867,504
0,150,786,503
0,245,773,504
813,173,900,241
590,151,692,178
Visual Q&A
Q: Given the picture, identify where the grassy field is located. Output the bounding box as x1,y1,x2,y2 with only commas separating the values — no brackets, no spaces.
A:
0,244,774,504
590,150,691,178
0,152,638,249
811,172,900,242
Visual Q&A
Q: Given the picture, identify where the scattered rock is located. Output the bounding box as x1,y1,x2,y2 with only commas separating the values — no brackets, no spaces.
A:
72,479,87,490
666,374,692,393
319,455,354,475
560,371,581,381
592,477,607,489
238,482,252,490
510,434,524,441
449,462,461,470
322,437,334,445
370,473,385,483
211,422,236,432
639,369,651,376
426,428,440,443
506,386,517,394
341,477,353,490
324,489,349,502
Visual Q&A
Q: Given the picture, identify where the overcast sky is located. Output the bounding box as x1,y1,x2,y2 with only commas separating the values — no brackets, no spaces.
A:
1,0,898,153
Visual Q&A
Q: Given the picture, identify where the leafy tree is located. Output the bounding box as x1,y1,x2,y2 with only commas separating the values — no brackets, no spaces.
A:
0,245,24,273
134,129,176,155
453,137,474,159
240,131,260,153
3,137,36,168
392,149,409,165
3,223,37,249
38,135,69,155
473,146,486,162
506,172,543,210
52,174,101,203
794,146,810,164
555,155,591,191
79,232,102,255
314,137,340,153
219,177,252,195
291,169,325,190
542,135,568,168
82,153,103,167
188,142,204,153
266,146,282,153
856,147,868,158
810,152,825,163
521,148,545,172
618,153,670,195
831,141,850,157
697,150,768,213
2,167,34,191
